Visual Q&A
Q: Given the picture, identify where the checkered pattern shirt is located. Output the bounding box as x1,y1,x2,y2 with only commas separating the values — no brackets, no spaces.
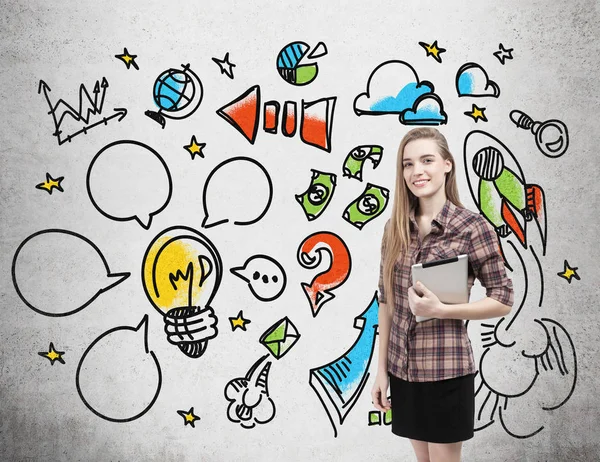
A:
378,200,514,382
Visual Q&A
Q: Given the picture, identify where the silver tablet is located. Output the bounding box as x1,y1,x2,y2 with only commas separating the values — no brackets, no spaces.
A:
411,254,469,322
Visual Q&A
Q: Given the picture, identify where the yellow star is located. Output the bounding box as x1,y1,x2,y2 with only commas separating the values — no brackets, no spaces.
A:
464,104,488,122
183,135,206,159
115,47,139,70
229,310,251,331
557,260,580,284
35,172,64,194
177,407,200,427
418,40,446,63
38,342,65,365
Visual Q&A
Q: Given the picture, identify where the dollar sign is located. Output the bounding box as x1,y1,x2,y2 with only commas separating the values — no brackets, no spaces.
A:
308,184,328,205
358,195,379,215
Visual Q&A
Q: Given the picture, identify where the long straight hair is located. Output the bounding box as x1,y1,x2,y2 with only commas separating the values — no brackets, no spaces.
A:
382,128,463,304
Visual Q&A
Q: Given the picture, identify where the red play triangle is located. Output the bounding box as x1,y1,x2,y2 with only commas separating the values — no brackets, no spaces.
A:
216,85,261,144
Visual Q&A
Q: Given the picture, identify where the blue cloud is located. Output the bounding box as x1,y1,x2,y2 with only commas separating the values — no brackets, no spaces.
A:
369,82,433,113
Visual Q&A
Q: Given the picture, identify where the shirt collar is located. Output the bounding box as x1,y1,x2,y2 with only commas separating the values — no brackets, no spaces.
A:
409,199,455,233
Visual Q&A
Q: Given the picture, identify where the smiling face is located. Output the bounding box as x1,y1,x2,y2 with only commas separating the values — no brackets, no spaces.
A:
402,138,452,202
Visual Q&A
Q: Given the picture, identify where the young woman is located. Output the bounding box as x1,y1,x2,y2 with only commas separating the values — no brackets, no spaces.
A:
371,127,514,462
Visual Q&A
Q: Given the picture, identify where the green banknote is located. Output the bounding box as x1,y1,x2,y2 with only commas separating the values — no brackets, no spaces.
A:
343,183,389,229
296,170,337,221
342,145,383,181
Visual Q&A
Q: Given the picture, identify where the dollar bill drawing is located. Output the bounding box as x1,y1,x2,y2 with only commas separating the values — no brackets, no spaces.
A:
342,145,383,181
296,170,337,221
342,183,389,230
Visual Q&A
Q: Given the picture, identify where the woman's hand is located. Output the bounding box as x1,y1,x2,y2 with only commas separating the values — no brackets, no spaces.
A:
408,281,444,319
371,372,391,412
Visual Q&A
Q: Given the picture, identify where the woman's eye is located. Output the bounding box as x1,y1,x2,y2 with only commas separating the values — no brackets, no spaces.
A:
403,163,412,168
424,159,433,163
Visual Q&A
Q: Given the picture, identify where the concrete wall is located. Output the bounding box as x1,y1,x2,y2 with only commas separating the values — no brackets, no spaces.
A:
1,0,598,460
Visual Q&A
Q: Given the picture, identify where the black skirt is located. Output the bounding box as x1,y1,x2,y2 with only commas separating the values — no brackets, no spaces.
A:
389,372,475,444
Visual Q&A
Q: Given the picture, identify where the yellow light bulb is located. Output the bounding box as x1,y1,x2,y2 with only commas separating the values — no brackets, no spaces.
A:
142,226,222,358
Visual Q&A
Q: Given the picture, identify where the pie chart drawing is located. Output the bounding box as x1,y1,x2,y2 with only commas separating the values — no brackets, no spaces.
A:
276,41,328,86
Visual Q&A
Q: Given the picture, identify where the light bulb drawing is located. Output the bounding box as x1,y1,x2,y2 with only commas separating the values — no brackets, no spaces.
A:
142,226,222,358
509,109,569,158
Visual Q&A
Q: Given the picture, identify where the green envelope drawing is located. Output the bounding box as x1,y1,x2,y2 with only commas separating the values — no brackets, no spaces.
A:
259,316,301,359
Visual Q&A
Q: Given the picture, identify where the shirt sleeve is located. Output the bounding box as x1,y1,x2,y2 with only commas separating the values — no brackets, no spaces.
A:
468,216,514,307
378,221,389,304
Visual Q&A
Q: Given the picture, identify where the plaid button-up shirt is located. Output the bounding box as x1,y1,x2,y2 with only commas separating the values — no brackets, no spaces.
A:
378,200,514,382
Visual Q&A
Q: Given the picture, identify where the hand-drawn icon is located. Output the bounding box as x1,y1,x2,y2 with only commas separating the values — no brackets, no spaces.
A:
224,355,276,429
296,170,337,221
76,315,162,422
145,63,203,129
86,140,172,230
212,52,236,79
38,342,65,365
354,60,447,125
342,145,383,182
177,407,200,427
343,184,389,230
114,47,139,70
276,41,328,86
230,255,287,302
38,79,127,146
12,229,130,317
464,104,488,123
509,110,569,158
493,43,514,65
36,173,64,194
368,403,392,426
418,40,446,63
557,260,580,283
456,62,500,98
229,310,251,331
297,232,351,317
202,157,273,229
259,316,300,359
464,131,547,266
142,226,222,359
473,241,577,438
217,85,337,151
183,135,206,159
310,293,379,437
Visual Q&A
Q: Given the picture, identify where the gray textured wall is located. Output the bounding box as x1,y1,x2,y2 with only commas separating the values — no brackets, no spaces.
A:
1,0,599,461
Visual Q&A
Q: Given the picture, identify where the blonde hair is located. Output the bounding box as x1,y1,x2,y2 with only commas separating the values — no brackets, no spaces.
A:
382,127,463,304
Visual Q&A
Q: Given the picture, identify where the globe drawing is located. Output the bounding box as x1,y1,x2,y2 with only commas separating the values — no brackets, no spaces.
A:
145,63,203,128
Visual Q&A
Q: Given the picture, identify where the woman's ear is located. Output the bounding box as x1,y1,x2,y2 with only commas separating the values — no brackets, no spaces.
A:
444,159,452,173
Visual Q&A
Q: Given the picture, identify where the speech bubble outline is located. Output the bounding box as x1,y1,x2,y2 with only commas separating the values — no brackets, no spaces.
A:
201,156,273,229
230,254,287,302
75,314,162,423
86,140,173,230
12,229,130,317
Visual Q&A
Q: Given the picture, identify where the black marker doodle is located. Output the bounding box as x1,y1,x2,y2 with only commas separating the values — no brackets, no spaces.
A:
493,43,514,65
145,63,203,129
418,40,446,63
276,41,328,86
212,52,236,79
38,342,65,365
456,62,500,98
12,229,130,317
310,293,379,437
183,135,206,159
217,86,337,152
38,79,127,145
76,315,162,423
114,48,139,70
202,157,273,229
510,109,569,158
86,140,173,230
230,255,287,302
142,226,222,359
354,60,447,125
224,355,276,429
35,173,64,194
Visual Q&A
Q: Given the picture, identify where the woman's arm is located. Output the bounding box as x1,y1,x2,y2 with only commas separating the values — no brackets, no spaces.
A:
438,295,510,320
376,301,393,373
